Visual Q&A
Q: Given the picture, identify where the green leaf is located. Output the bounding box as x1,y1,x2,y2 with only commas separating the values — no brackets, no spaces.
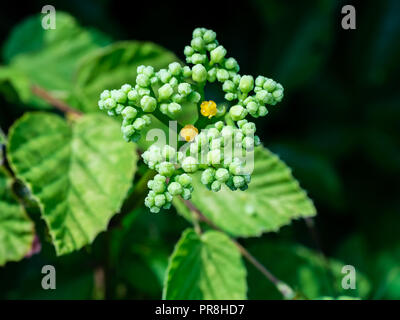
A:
0,67,31,104
163,228,247,300
7,112,137,255
3,12,110,106
0,167,35,266
175,146,316,237
73,41,179,112
246,241,371,300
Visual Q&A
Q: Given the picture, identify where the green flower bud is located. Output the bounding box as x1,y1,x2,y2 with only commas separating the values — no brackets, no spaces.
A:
121,106,137,119
258,106,268,117
233,176,246,188
207,68,217,82
263,78,276,92
215,168,230,183
137,87,151,97
169,62,182,76
272,89,284,102
193,28,205,38
229,105,248,121
216,69,230,82
237,119,247,128
192,64,207,82
122,125,135,138
188,91,201,103
181,188,192,200
207,149,222,166
203,30,216,43
254,135,261,146
211,180,221,192
214,121,224,131
104,98,116,110
100,90,111,100
234,130,244,142
154,194,166,207
162,145,176,161
98,100,104,110
133,117,146,130
158,161,175,177
142,115,151,125
221,126,234,139
159,69,172,83
225,57,239,71
232,74,241,85
255,76,266,87
207,128,220,140
111,90,127,103
163,202,172,210
246,101,259,114
154,174,167,183
191,37,205,51
137,65,146,73
191,53,207,64
152,180,166,193
242,122,256,135
143,66,154,77
242,137,254,149
177,152,184,163
172,93,184,103
177,174,192,187
178,83,192,96
136,74,150,87
210,45,227,64
225,93,236,101
115,104,125,114
121,84,132,93
210,138,222,150
239,75,254,93
206,42,218,51
223,80,235,92
169,77,179,88
164,191,173,202
140,96,157,112
150,206,160,213
158,83,173,101
184,46,194,57
127,89,139,102
168,102,182,115
145,195,154,208
181,156,199,173
168,181,183,196
182,66,192,77
216,105,227,117
160,103,168,114
201,168,215,185
256,90,272,104
229,161,242,175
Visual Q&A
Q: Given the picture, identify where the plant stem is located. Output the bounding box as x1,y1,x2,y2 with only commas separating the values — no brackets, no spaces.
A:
31,85,82,116
183,199,297,300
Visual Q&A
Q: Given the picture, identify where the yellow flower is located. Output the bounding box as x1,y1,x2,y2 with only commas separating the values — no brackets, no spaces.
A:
200,100,217,119
180,124,199,142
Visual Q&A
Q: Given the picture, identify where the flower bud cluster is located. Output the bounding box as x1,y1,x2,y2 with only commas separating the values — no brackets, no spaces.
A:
184,27,284,120
145,173,194,213
98,63,202,141
98,27,285,213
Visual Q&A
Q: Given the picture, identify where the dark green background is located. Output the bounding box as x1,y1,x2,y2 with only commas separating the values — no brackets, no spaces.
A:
0,0,399,299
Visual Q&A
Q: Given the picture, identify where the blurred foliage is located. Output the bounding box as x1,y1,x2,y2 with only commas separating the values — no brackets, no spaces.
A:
0,0,399,300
